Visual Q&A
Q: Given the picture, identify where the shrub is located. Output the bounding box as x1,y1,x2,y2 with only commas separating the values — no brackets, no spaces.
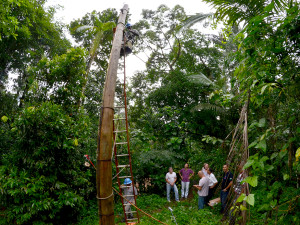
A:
0,102,93,224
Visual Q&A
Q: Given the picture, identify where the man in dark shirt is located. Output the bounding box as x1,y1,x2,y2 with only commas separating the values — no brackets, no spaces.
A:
220,164,233,213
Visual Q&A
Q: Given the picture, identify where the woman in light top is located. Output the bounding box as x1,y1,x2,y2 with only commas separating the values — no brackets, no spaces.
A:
201,163,209,176
205,167,218,205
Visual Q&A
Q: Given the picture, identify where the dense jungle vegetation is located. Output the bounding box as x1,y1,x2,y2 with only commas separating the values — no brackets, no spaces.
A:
0,0,299,224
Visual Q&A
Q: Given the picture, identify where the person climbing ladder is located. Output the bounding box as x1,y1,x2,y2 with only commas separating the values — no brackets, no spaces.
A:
120,23,139,56
120,178,138,220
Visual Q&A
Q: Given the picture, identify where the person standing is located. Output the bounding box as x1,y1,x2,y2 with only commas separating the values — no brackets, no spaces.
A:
205,167,218,205
233,163,247,202
179,163,194,199
121,178,138,219
193,171,209,209
220,164,233,213
166,167,180,202
201,163,209,176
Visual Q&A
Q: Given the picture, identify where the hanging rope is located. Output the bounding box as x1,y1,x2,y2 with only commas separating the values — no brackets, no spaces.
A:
112,186,169,225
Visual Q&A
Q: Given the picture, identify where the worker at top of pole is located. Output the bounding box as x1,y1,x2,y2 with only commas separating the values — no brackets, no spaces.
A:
120,23,140,57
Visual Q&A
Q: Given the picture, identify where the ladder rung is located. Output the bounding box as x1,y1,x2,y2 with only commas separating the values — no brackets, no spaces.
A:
117,154,129,157
125,211,137,214
119,176,131,179
124,195,135,197
113,118,126,121
116,142,127,145
117,165,130,168
127,218,138,221
114,130,127,133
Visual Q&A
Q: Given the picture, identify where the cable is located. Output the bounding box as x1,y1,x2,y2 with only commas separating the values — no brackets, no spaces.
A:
133,54,147,64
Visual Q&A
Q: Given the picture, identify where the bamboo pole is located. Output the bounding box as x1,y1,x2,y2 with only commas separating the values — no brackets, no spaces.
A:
97,4,128,225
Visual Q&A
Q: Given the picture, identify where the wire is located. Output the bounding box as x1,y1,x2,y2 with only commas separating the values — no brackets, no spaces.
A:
133,54,147,64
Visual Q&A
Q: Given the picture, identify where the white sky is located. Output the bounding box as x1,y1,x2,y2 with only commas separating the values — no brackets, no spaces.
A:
45,0,216,77
47,0,214,24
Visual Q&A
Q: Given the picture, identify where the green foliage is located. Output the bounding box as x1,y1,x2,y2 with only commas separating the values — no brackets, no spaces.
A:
237,193,255,206
136,196,222,225
69,9,118,114
202,0,287,25
0,102,94,224
0,1,299,224
26,47,87,113
0,0,71,85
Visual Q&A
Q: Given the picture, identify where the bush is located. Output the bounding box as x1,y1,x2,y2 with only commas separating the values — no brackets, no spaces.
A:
0,102,93,224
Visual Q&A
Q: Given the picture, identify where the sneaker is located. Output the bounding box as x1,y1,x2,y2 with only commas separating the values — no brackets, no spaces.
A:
168,200,171,202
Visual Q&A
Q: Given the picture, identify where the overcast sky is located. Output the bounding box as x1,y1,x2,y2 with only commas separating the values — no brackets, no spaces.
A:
46,0,214,24
44,0,216,78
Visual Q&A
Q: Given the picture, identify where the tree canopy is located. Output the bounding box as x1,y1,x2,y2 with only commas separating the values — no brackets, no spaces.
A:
0,1,299,224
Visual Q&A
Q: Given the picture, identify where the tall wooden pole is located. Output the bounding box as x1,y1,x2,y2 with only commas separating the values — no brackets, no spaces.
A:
97,4,128,225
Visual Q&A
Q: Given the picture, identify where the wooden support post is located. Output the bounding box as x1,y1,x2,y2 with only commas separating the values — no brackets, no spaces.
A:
97,4,128,225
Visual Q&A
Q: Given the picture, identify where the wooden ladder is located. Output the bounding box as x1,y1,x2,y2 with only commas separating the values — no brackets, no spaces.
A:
113,53,139,224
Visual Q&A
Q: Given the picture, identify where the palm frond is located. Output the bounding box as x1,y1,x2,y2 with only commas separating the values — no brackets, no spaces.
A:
76,25,94,32
188,74,214,86
102,21,116,31
192,103,225,114
179,13,213,33
202,0,287,25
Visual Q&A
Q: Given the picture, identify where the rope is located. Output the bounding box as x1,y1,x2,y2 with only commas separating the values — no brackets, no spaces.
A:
97,192,114,200
112,167,126,180
101,106,115,111
118,22,126,27
112,186,169,225
84,155,96,169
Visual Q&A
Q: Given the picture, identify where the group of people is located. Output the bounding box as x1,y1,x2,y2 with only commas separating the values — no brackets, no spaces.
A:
120,162,244,220
166,163,236,212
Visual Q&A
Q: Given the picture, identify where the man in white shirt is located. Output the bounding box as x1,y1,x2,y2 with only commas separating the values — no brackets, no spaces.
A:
205,168,218,205
165,167,179,202
193,171,209,209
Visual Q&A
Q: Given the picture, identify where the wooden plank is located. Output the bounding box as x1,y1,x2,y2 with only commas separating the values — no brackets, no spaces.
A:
97,4,129,225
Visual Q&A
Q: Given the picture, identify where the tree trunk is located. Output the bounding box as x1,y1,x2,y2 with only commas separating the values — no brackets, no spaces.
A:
96,4,128,225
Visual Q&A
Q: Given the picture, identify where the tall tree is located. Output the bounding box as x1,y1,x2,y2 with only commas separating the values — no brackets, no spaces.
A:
0,0,71,95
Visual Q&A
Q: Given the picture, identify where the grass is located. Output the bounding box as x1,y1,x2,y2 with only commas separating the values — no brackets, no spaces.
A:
78,191,223,225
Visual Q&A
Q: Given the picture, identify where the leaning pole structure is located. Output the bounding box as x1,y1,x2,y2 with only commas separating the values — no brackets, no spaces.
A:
96,4,128,225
